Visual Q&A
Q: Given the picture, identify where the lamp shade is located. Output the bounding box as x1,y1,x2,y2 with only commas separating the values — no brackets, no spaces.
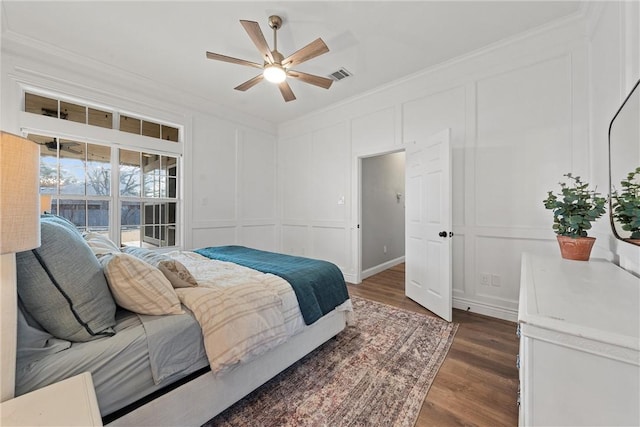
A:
0,131,41,254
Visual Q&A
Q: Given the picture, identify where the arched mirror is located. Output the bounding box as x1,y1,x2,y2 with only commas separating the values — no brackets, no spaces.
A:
609,78,640,245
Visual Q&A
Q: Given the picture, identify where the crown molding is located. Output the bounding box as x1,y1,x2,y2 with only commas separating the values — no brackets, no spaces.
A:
1,30,277,135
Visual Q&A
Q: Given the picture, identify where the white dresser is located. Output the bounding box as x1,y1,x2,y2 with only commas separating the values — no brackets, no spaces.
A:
518,253,640,426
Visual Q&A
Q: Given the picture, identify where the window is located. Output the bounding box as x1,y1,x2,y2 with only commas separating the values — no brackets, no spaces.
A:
119,150,178,247
25,92,113,128
32,132,180,248
24,91,179,142
120,115,179,142
34,133,111,233
24,91,183,248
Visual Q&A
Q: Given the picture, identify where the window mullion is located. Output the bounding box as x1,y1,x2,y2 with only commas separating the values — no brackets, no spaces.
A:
83,142,89,230
111,146,121,245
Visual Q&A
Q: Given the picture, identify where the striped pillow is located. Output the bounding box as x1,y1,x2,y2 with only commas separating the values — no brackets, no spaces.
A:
122,247,198,288
100,253,183,315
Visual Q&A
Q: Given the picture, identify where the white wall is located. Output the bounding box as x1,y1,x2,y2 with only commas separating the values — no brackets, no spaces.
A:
587,1,640,275
277,11,626,321
189,114,278,250
278,123,351,268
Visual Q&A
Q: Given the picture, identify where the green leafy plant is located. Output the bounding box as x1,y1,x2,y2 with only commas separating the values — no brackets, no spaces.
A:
611,166,640,239
543,173,607,238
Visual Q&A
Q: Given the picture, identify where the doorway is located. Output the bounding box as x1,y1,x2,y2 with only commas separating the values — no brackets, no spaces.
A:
359,150,406,281
356,130,452,321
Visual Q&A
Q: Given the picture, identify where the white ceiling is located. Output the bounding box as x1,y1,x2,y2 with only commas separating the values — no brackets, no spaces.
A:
1,1,583,125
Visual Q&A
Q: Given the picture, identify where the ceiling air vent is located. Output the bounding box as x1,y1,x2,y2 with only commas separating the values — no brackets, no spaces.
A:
329,68,352,82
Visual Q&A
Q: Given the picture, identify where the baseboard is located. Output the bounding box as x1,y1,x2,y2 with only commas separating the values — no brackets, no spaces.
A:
343,273,357,284
361,257,405,281
453,297,518,322
346,258,518,322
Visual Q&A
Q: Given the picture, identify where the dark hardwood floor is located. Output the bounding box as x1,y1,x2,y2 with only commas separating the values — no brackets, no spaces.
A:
347,263,520,427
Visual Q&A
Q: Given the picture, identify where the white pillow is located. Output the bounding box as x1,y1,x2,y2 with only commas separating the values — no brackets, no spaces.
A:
84,232,121,258
100,253,183,315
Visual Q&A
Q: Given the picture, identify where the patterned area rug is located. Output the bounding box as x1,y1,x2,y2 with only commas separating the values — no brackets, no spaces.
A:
203,296,458,427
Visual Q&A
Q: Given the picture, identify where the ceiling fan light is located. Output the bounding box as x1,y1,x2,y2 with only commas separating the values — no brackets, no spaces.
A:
263,65,286,83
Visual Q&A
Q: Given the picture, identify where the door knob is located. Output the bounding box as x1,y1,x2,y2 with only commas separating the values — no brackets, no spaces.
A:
439,231,447,237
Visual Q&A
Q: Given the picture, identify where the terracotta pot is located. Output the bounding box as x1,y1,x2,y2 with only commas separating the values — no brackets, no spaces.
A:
556,235,596,261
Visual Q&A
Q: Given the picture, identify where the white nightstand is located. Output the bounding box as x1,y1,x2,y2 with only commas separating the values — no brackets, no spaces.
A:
0,372,102,426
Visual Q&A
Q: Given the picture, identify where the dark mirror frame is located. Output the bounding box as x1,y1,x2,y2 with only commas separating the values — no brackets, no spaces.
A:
608,78,640,245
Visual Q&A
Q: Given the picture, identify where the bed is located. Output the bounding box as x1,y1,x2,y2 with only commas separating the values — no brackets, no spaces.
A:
14,215,352,426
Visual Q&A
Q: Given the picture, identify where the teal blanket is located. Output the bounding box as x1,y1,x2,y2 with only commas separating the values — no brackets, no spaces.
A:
194,246,349,325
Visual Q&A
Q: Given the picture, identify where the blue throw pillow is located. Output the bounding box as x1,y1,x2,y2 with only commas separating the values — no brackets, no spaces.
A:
16,216,117,342
39,213,80,234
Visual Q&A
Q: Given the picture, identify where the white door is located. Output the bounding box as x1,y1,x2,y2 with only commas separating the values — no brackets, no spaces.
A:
405,129,452,321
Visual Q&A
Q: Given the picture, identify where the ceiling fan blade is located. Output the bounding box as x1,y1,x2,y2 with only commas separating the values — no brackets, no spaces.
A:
278,81,296,102
287,70,333,89
206,51,263,69
240,20,274,64
282,38,329,67
234,74,264,92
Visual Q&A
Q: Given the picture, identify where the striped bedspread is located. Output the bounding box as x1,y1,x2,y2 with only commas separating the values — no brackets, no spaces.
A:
194,245,351,325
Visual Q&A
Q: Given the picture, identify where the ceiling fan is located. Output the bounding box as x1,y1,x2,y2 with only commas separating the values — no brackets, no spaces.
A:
205,15,333,102
36,138,83,155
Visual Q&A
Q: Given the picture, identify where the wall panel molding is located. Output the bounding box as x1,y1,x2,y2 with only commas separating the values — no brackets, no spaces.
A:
276,13,597,318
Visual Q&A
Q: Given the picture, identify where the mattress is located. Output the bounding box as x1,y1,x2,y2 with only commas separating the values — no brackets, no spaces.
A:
15,306,209,417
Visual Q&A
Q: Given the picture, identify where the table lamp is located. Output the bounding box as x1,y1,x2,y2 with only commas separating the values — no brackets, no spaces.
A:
0,131,40,401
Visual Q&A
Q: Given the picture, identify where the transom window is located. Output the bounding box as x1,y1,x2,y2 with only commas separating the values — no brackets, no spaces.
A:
24,92,180,142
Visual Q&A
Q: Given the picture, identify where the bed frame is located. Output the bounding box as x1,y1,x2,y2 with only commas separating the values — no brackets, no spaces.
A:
107,308,348,426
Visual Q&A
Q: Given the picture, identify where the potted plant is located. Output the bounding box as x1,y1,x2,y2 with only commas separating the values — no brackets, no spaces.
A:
611,166,640,242
543,173,607,261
